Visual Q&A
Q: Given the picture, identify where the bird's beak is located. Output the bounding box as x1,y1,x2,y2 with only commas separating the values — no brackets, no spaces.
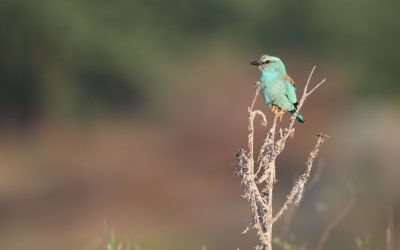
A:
250,60,261,66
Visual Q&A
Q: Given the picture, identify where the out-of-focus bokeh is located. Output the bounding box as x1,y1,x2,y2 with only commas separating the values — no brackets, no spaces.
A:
0,1,399,249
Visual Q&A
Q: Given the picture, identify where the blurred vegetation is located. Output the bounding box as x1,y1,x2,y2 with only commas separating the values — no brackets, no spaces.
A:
272,237,296,250
104,222,132,250
0,0,399,124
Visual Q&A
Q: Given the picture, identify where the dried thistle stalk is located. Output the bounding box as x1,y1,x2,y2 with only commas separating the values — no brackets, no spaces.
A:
234,66,327,250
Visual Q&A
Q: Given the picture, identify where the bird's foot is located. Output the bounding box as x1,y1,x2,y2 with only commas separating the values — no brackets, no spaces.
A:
278,109,285,121
271,105,280,115
272,105,284,121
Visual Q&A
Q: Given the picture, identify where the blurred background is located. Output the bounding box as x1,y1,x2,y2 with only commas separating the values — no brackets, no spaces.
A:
0,0,399,249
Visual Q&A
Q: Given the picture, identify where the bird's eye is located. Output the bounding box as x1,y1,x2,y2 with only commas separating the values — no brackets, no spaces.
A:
263,60,271,64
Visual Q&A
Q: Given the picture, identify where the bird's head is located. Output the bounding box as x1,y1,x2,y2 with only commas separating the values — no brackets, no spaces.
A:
250,55,286,75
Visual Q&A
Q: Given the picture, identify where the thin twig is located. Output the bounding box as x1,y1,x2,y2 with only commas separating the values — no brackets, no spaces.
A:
304,65,316,93
250,81,261,112
386,206,394,250
306,79,327,97
281,160,326,238
273,66,326,162
272,134,328,223
315,182,357,250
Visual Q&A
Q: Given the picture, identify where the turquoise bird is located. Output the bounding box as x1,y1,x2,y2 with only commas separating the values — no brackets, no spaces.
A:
250,55,305,123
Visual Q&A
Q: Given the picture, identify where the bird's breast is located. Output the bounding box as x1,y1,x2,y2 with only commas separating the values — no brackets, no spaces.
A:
260,80,285,99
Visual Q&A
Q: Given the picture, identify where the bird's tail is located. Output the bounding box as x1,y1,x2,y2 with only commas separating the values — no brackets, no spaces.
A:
290,110,305,123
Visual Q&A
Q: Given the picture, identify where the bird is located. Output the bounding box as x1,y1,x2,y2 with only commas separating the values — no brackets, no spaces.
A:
250,55,305,123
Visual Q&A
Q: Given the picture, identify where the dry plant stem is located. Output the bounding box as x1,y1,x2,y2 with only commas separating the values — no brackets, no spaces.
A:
235,67,327,250
272,66,326,163
272,134,328,224
239,85,269,245
315,183,356,250
281,161,326,238
386,206,394,250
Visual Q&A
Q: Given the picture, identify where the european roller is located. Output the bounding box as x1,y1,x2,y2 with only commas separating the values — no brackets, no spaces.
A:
250,55,305,123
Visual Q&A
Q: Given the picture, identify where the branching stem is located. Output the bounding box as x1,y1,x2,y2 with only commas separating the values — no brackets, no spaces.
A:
235,66,327,250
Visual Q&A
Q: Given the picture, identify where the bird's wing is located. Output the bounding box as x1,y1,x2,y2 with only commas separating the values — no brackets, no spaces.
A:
283,75,298,105
284,74,295,87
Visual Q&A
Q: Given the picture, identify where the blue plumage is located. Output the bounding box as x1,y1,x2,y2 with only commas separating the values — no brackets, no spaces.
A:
250,55,304,123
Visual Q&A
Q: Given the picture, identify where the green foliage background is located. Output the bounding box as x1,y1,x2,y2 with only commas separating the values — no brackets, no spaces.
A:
1,0,399,122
